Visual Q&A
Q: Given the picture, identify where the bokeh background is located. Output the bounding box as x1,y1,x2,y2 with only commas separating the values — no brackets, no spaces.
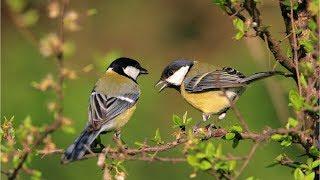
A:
2,0,301,179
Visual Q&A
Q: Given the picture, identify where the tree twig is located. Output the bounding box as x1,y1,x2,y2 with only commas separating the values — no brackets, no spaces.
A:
234,142,260,179
7,1,68,179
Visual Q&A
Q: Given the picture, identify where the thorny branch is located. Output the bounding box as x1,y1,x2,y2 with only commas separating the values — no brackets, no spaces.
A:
6,1,69,179
224,0,296,73
41,126,312,163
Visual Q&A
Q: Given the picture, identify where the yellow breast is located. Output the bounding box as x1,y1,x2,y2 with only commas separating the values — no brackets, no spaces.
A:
113,105,137,130
180,84,230,114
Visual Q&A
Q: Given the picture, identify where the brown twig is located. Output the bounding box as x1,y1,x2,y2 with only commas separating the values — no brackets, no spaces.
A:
234,142,260,179
7,1,68,179
289,0,302,94
224,0,296,73
41,127,311,163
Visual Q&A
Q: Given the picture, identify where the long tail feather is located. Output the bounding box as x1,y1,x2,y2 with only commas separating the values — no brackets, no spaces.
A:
241,71,292,84
61,126,100,164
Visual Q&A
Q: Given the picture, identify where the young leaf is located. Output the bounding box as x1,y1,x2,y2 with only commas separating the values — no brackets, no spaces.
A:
199,160,212,170
288,90,304,111
271,134,284,141
286,117,298,129
172,114,182,128
152,128,164,144
293,168,305,180
305,172,315,180
224,132,236,140
311,160,320,169
230,125,243,133
215,144,222,158
309,146,320,157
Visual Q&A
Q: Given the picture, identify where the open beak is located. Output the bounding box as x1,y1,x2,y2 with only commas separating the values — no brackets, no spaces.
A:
139,67,148,75
155,80,168,92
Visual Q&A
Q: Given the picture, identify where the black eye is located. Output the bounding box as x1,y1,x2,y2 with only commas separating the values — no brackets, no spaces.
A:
167,70,174,76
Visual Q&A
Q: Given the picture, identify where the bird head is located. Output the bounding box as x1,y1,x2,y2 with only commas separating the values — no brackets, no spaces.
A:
107,57,148,81
156,59,194,92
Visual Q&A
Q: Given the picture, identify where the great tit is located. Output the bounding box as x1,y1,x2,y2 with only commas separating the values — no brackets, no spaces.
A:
156,59,290,123
62,57,148,163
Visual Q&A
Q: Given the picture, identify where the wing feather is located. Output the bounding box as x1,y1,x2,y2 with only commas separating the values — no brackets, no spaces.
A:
89,91,139,129
184,68,246,93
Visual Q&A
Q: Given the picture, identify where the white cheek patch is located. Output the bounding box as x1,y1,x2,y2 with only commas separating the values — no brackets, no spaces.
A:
166,66,189,86
123,66,140,80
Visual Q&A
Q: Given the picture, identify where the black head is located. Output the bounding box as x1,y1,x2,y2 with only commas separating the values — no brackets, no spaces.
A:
108,57,148,81
156,59,194,92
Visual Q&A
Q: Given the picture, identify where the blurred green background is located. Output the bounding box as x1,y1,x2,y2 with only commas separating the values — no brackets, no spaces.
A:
2,0,301,179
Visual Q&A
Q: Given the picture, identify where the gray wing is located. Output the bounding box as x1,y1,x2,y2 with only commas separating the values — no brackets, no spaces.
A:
184,67,246,93
88,91,139,129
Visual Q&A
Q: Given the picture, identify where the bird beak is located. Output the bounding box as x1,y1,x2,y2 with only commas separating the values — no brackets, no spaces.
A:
155,80,168,92
139,67,148,75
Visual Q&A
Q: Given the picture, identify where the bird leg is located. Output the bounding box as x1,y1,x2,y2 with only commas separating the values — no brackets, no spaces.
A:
192,121,202,133
113,130,127,149
90,136,105,153
192,113,211,133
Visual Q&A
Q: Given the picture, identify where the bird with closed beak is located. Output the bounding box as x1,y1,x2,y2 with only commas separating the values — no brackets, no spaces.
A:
62,57,148,163
156,59,291,128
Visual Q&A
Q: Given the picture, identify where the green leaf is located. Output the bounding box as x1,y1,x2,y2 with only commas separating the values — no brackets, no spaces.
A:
172,114,182,128
299,39,314,53
235,31,244,40
233,18,246,40
308,20,317,31
311,160,320,169
230,125,243,133
289,90,304,111
305,172,315,180
309,146,320,157
31,170,42,180
246,177,254,180
205,142,215,157
199,160,212,170
286,117,299,129
275,154,285,162
282,0,299,10
134,141,144,147
294,168,305,180
187,155,199,167
196,153,207,159
212,0,227,6
299,75,308,88
280,136,292,147
308,0,319,15
152,128,164,144
271,134,284,141
299,62,314,77
228,160,237,171
225,132,236,140
233,18,245,32
215,144,222,158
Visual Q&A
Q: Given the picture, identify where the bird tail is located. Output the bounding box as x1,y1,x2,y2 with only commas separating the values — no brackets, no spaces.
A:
240,71,292,84
61,125,100,164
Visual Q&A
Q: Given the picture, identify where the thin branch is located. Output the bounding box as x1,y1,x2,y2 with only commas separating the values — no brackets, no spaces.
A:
42,127,311,163
7,1,68,179
224,0,296,73
289,0,302,95
234,142,260,179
